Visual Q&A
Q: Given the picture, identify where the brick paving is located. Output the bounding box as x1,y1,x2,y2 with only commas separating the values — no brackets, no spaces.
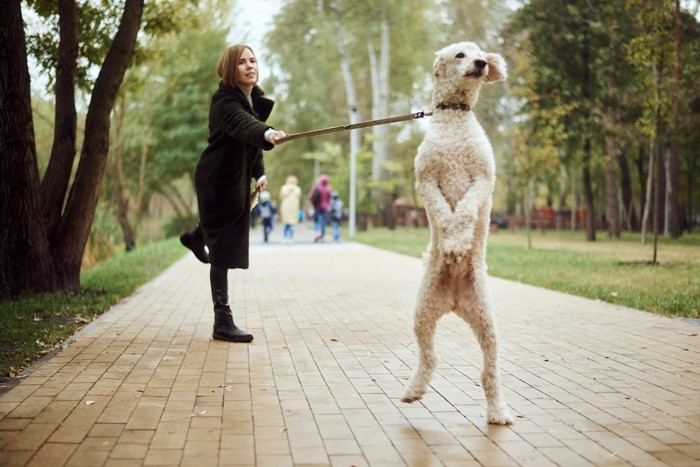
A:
0,223,698,466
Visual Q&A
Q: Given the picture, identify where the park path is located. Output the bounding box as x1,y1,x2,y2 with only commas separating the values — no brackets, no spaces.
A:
1,223,698,466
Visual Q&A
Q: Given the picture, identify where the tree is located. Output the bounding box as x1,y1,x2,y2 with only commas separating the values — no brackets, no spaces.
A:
265,0,434,231
510,1,616,241
627,0,679,247
0,0,171,298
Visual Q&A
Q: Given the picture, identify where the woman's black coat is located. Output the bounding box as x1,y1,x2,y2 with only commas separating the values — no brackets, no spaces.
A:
194,83,275,269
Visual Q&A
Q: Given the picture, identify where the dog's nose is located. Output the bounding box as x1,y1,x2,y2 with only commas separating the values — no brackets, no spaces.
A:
474,59,487,69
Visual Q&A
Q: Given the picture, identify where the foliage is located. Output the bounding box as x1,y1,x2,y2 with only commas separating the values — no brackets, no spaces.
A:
626,0,676,137
262,0,436,209
25,0,200,92
99,1,234,248
146,27,227,187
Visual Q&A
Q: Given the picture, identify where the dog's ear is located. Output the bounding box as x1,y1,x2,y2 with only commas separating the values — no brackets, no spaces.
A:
484,53,507,83
433,52,446,78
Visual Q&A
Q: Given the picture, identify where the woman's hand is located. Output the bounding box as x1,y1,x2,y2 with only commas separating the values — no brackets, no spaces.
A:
256,175,268,192
267,130,287,146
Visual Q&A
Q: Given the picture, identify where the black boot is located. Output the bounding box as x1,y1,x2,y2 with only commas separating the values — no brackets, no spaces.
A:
180,224,209,264
210,266,253,343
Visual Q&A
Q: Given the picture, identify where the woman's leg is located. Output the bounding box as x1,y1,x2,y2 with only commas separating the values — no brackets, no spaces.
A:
210,266,253,343
180,223,209,263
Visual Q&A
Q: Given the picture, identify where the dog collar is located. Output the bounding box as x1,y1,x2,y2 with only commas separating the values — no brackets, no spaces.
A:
435,103,471,112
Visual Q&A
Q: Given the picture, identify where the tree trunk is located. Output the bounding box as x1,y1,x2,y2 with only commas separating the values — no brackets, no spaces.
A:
333,8,361,236
604,135,620,238
668,0,682,238
652,138,664,264
53,0,144,289
617,149,637,231
582,136,596,241
635,144,647,230
0,0,58,299
526,177,533,249
134,130,149,226
369,16,393,228
558,164,568,210
664,142,671,236
642,56,664,245
581,33,595,241
112,98,136,252
641,137,655,244
686,146,698,232
570,164,577,231
41,0,78,237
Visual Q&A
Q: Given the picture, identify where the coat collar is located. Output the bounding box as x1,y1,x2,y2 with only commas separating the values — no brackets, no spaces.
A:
217,83,275,122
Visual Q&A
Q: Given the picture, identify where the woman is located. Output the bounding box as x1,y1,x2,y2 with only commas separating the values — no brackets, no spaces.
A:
180,44,286,343
278,175,302,244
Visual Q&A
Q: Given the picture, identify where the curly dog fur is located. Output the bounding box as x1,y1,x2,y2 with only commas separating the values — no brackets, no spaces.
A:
401,42,513,425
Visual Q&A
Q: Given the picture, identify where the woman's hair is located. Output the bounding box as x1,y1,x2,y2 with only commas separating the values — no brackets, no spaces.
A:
216,44,256,87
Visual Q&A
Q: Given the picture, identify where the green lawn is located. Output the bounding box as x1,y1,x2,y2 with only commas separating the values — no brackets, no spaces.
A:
350,227,700,320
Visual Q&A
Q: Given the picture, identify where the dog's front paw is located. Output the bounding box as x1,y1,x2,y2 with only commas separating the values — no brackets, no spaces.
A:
487,404,514,425
401,387,425,403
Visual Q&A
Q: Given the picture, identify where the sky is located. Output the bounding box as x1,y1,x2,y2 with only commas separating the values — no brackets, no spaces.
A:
228,0,284,71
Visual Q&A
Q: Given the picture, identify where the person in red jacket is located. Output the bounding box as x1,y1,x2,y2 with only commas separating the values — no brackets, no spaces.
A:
309,174,332,242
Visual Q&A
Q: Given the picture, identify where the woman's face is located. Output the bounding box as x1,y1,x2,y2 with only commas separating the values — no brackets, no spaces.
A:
236,48,258,87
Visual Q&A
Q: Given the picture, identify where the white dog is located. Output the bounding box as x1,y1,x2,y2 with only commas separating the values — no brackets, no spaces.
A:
401,42,513,425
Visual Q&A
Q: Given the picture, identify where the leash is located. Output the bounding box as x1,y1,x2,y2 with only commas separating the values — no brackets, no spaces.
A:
276,110,433,144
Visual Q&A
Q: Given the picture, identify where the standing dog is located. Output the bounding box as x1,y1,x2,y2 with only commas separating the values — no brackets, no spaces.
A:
401,42,513,425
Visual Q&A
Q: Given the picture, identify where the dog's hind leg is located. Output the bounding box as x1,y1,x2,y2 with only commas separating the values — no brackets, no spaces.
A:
401,267,449,403
454,270,513,425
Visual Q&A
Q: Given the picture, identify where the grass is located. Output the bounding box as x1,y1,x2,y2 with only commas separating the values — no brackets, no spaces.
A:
350,227,700,320
0,237,185,379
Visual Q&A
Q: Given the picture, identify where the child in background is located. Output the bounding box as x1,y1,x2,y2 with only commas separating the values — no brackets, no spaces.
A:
329,191,344,241
257,191,276,243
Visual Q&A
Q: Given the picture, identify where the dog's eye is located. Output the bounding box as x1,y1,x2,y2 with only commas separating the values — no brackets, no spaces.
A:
455,53,465,59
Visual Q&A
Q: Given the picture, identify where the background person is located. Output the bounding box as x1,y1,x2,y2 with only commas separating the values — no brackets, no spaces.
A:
179,44,286,343
279,175,302,244
329,191,344,241
257,190,276,243
309,174,332,243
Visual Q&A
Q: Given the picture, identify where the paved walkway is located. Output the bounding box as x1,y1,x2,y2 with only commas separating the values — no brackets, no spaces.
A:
1,223,698,466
